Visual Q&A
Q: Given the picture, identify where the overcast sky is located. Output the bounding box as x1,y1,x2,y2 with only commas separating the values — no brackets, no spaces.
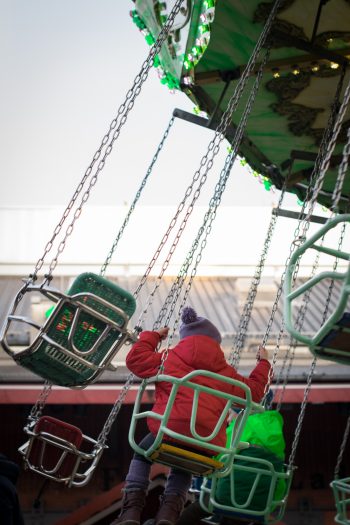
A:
0,0,302,211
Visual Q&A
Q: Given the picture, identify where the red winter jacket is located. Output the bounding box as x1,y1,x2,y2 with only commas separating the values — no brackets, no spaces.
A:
126,331,271,451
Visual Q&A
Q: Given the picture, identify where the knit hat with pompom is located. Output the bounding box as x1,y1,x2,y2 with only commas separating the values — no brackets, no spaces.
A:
179,306,222,343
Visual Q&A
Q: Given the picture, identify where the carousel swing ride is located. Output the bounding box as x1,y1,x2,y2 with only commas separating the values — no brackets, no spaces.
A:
1,0,350,522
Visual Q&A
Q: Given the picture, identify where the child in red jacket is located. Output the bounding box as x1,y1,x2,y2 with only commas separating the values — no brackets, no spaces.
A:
110,307,271,525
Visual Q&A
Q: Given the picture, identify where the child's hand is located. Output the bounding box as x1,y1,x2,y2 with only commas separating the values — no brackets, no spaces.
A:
155,327,169,341
256,345,269,361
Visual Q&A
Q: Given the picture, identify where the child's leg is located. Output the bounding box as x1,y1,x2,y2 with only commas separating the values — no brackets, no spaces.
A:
124,432,155,491
164,468,192,500
155,468,192,525
110,433,154,525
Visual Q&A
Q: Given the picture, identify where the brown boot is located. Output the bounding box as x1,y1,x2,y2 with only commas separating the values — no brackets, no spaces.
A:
110,489,147,525
155,493,185,525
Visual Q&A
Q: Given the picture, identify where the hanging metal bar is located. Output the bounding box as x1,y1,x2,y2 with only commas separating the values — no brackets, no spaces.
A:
272,208,327,224
311,0,331,43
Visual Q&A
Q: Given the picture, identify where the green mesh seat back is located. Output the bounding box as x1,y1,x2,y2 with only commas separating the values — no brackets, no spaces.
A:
215,446,286,512
67,273,136,324
18,273,136,387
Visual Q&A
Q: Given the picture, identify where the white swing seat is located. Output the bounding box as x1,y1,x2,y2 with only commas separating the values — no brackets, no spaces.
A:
1,273,137,387
19,415,106,487
331,477,350,525
129,370,264,477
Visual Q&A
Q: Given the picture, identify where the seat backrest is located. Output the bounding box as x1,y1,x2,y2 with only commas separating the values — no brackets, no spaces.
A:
129,370,264,474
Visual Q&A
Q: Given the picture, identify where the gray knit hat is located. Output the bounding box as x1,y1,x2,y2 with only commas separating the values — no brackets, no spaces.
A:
179,306,222,343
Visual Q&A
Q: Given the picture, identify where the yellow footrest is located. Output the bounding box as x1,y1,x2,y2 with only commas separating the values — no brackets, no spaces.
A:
150,443,224,476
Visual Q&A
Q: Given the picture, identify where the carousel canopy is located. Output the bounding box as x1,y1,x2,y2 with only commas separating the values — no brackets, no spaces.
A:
131,0,350,210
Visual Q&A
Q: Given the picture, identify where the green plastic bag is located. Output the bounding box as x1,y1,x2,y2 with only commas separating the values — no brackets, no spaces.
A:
226,410,286,459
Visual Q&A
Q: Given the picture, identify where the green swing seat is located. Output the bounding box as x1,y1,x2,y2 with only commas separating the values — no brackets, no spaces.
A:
129,370,264,477
1,273,137,387
331,477,350,525
199,410,293,524
284,214,350,366
200,449,293,524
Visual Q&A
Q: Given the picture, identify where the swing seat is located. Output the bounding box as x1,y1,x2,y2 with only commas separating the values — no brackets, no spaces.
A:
150,442,224,477
20,415,106,487
331,477,350,525
1,273,137,387
312,312,350,366
129,370,264,477
284,214,350,364
199,449,293,525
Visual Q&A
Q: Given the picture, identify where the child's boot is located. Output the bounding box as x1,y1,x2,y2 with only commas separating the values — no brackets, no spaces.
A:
155,493,185,525
110,489,146,525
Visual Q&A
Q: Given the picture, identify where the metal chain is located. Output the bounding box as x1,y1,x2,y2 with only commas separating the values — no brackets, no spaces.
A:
288,355,317,467
35,0,185,283
274,243,323,410
28,382,53,422
100,116,176,276
155,50,270,364
332,127,350,213
229,185,287,369
334,413,350,479
247,166,322,399
96,373,135,448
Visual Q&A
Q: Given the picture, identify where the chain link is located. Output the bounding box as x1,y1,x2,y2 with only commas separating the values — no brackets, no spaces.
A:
332,127,350,213
96,373,135,448
275,242,323,410
288,356,317,467
100,116,175,276
28,382,53,422
28,0,284,445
